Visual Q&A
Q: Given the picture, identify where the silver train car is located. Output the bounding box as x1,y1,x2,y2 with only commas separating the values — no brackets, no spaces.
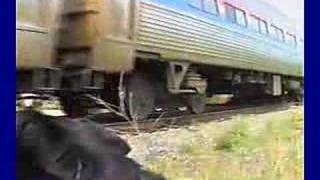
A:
17,0,304,118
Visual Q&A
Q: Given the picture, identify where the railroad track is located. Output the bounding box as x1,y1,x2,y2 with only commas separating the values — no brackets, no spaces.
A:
104,101,301,135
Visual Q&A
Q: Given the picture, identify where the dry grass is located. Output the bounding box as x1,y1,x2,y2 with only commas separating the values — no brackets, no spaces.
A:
144,107,303,180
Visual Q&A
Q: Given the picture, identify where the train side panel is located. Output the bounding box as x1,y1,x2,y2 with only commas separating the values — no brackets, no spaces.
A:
56,0,135,72
17,0,59,69
134,0,303,77
17,28,52,69
92,0,135,72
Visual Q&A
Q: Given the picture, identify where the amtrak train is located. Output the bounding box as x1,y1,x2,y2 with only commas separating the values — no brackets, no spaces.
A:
17,0,304,119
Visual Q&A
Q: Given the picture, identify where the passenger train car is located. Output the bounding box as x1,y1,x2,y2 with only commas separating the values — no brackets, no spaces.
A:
17,0,304,119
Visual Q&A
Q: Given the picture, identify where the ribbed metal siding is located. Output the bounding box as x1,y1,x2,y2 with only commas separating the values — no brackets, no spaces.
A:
136,1,302,76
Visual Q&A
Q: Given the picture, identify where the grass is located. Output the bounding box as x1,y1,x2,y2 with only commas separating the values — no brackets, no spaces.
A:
144,107,303,180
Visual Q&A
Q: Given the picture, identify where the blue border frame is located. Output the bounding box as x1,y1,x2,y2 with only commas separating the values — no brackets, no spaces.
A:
0,0,16,179
0,0,313,179
305,0,319,179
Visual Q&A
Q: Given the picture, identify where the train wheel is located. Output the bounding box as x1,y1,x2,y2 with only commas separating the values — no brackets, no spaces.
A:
124,73,155,120
185,94,206,114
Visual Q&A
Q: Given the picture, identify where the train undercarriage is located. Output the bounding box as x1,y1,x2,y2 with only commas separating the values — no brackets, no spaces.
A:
16,56,304,122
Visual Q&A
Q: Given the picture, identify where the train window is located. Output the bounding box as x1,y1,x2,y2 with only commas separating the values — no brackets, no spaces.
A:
203,0,219,15
251,16,260,32
251,16,268,35
225,4,247,27
278,29,285,42
286,33,297,46
188,0,202,9
271,25,285,42
299,38,304,45
260,20,268,35
225,5,236,23
235,9,247,26
270,26,277,38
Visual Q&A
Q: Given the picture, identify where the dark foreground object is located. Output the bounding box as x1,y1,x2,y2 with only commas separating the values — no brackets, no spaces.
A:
16,110,143,180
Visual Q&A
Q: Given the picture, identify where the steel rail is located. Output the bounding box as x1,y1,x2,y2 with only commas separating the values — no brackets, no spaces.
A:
103,101,300,135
